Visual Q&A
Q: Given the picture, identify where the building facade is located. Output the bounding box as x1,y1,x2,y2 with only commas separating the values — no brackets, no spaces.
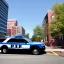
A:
42,10,54,46
7,19,18,29
0,0,8,38
7,19,18,36
7,20,25,36
11,26,25,36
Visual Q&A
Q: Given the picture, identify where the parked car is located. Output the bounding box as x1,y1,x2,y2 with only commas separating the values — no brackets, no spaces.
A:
0,36,45,55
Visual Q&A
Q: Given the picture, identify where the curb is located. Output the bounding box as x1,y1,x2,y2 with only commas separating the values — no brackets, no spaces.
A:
46,50,64,56
50,51,59,56
46,51,59,56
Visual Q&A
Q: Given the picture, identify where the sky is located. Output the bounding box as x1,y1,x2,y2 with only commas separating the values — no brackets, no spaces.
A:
6,0,64,38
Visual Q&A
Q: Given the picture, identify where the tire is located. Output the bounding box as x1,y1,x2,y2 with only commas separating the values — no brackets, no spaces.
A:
1,48,8,54
31,47,40,55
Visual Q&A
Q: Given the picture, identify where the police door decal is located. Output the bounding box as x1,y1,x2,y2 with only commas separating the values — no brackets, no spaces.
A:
11,45,30,49
11,45,21,48
22,45,30,49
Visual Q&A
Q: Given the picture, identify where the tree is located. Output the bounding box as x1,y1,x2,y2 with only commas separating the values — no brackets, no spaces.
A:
25,33,29,39
31,35,37,41
31,25,44,42
50,3,64,37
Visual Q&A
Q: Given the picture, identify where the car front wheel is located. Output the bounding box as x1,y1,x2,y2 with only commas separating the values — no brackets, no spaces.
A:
32,48,40,55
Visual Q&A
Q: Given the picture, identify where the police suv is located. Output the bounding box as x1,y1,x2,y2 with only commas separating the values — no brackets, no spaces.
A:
0,36,45,55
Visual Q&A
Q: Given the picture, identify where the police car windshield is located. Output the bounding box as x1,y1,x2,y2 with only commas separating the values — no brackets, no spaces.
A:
23,37,32,43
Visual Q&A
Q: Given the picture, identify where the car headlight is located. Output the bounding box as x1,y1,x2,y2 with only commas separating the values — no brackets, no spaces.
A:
42,43,45,46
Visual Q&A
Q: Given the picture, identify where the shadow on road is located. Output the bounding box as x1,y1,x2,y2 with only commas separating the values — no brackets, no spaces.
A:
0,50,46,55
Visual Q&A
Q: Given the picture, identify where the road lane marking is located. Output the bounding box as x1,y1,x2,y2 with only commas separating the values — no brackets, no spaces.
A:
50,51,59,56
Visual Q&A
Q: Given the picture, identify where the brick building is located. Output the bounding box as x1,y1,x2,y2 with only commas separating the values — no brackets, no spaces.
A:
7,19,25,36
42,10,54,46
7,19,18,28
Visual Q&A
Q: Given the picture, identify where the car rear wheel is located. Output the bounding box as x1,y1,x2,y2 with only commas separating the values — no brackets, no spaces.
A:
1,48,8,54
32,48,40,55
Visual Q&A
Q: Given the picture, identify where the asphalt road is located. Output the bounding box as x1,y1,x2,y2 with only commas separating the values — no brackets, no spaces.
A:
0,53,64,64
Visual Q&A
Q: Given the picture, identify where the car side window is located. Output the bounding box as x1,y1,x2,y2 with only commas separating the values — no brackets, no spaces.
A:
0,39,5,42
7,39,16,42
20,39,28,43
7,38,28,43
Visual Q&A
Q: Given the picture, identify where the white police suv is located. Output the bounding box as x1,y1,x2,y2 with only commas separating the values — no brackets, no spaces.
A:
0,36,45,55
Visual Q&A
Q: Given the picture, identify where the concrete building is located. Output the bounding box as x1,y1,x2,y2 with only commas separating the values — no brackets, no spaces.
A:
7,20,25,36
42,10,54,46
0,0,8,38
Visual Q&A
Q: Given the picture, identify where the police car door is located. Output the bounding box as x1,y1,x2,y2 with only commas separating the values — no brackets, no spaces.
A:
19,39,30,49
6,38,21,49
6,38,30,49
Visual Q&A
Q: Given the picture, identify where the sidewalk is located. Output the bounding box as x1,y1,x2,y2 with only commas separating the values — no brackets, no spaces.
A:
45,46,64,56
46,49,64,51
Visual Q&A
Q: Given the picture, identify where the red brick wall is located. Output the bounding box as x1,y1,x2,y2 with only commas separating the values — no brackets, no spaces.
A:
47,10,54,46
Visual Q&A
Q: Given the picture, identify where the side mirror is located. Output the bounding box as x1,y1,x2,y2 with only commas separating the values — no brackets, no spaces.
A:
24,41,28,43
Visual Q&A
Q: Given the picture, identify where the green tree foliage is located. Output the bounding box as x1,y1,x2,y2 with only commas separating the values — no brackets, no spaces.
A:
25,33,29,39
31,35,37,41
31,25,43,42
50,3,64,37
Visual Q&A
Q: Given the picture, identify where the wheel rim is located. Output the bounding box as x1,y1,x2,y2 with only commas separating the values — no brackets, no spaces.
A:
33,49,39,55
3,49,7,53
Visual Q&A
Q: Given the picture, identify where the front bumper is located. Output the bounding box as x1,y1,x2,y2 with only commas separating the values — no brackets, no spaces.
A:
41,46,46,51
40,46,46,54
